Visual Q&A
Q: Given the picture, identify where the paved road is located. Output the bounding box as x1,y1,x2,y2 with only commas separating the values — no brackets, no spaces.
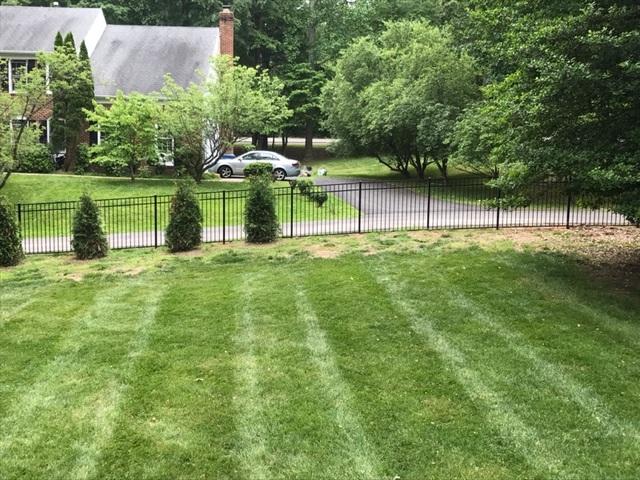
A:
21,178,628,254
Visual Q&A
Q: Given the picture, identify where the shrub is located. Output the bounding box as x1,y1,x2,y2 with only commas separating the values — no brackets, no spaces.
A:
297,179,314,196
244,162,273,178
71,193,109,260
74,144,90,175
0,196,24,267
166,181,202,252
16,143,54,173
245,170,279,243
309,191,329,207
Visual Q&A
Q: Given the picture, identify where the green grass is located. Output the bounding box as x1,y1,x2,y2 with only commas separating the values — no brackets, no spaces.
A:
3,174,357,237
2,173,242,204
1,231,639,479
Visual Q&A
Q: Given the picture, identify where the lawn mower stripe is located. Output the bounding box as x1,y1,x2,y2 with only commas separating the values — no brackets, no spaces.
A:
296,289,382,479
372,267,570,479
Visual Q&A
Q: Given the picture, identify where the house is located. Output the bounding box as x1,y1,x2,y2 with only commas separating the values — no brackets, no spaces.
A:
0,4,234,145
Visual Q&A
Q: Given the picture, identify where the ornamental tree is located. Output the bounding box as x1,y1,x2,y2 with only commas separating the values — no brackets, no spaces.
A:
322,21,478,179
0,61,49,189
160,56,291,183
85,92,160,181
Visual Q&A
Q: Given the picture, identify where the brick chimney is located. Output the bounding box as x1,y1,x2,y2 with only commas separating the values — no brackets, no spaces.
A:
219,5,234,57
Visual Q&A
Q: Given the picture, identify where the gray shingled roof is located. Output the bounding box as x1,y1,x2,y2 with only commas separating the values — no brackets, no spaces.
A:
0,6,103,53
91,25,218,98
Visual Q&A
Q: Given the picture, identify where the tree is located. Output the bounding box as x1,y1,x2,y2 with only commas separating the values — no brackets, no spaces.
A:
322,21,478,178
71,193,108,260
0,59,49,189
453,1,640,225
160,56,291,183
165,181,202,252
47,32,95,171
85,92,160,181
0,196,24,267
244,163,279,243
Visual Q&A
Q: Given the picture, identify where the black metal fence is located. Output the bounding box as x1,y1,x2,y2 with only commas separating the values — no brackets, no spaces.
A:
16,179,629,254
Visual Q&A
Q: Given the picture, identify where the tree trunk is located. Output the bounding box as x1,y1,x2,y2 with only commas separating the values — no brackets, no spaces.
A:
129,163,135,182
304,124,314,160
281,134,289,154
0,171,11,189
63,137,78,172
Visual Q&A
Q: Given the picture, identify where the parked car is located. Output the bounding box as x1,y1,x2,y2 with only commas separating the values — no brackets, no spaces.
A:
214,151,301,180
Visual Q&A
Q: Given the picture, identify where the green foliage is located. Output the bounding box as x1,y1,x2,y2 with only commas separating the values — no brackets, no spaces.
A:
74,144,90,175
165,181,202,253
46,32,94,171
309,190,328,207
296,179,314,196
160,58,291,183
244,162,273,178
0,61,49,189
86,92,160,181
15,143,54,174
323,21,478,179
0,196,24,267
71,193,108,260
245,171,279,243
453,1,640,224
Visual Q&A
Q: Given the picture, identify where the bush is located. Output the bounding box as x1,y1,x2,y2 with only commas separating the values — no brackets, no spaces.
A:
245,170,279,243
0,196,24,267
74,144,90,175
309,191,328,207
244,162,273,178
297,179,314,196
71,193,109,260
16,144,54,173
166,181,202,252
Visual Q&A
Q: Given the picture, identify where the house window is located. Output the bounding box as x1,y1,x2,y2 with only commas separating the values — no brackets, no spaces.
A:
157,136,175,166
10,118,50,144
5,58,37,93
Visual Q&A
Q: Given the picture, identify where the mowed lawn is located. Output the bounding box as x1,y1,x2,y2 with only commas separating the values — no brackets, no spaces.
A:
4,174,356,237
1,231,639,479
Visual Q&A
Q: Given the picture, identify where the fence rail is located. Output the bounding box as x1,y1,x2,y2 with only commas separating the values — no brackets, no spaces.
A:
16,179,629,254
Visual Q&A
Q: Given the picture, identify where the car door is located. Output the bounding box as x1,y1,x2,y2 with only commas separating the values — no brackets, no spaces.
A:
235,152,259,174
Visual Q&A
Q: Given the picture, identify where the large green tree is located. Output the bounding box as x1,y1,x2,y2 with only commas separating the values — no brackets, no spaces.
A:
47,33,95,171
453,1,640,224
323,20,478,178
160,57,291,182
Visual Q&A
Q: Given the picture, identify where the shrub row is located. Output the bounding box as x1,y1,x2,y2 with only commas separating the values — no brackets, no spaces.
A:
294,179,328,207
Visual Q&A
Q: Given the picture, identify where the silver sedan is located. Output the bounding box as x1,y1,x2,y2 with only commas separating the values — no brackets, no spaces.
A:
215,151,301,180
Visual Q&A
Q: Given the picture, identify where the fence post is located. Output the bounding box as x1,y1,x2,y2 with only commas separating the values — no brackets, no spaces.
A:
358,182,362,234
153,195,158,248
496,188,501,230
17,203,22,224
222,190,226,245
566,191,572,229
290,185,295,238
426,178,432,230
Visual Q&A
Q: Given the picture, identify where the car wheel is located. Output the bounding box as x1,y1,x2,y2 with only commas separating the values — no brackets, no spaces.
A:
273,168,287,181
218,165,233,179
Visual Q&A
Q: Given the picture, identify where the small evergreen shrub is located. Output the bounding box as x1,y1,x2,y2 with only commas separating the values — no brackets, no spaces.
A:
0,196,24,267
297,179,314,196
166,181,202,252
74,144,90,175
16,144,54,173
244,162,273,178
245,170,279,243
309,191,328,207
71,193,109,260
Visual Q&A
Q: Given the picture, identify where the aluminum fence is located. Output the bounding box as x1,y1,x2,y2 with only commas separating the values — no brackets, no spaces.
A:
16,179,629,254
